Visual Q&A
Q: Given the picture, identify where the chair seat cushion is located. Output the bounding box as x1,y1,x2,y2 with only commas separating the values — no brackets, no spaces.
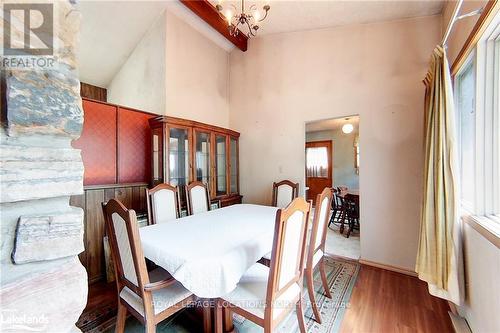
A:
221,263,301,320
120,268,192,316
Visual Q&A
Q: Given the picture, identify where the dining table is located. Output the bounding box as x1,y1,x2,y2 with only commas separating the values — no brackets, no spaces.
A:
139,203,279,331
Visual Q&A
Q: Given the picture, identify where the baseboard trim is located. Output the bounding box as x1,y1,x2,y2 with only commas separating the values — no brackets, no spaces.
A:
359,259,418,277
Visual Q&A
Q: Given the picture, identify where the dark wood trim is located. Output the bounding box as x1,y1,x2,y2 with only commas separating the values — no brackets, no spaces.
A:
84,182,148,191
150,115,240,138
180,0,248,52
116,104,120,184
82,97,159,117
451,0,499,75
80,82,107,102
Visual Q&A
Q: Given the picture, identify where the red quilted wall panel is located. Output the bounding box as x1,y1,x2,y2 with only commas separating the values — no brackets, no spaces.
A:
117,107,153,184
72,100,117,185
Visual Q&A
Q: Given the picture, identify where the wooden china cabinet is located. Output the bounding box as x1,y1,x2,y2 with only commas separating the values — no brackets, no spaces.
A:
149,116,242,207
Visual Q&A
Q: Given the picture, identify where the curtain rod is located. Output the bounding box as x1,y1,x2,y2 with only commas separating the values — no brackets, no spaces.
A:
442,0,485,46
442,0,464,45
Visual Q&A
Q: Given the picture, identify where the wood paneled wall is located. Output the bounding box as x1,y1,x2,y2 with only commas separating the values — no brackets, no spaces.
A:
71,183,148,284
80,82,107,102
72,98,154,186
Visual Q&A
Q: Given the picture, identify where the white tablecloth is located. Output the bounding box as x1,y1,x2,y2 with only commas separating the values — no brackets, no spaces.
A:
139,204,278,298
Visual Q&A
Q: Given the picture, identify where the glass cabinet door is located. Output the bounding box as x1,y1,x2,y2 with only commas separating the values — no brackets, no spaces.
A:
229,136,238,194
151,127,163,186
194,130,211,188
215,134,227,196
167,126,191,189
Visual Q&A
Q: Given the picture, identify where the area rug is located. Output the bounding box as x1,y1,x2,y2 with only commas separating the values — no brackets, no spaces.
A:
100,257,359,333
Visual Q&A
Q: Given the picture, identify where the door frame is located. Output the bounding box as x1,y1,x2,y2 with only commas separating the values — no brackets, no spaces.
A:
305,140,333,200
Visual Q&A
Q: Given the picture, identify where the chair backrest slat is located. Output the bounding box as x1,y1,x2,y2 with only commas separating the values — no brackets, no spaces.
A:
146,183,180,225
272,180,299,208
186,181,210,215
102,199,150,296
267,197,311,303
309,188,334,259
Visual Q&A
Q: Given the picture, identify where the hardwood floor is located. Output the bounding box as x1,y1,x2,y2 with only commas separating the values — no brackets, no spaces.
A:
77,281,117,332
340,265,454,333
79,264,454,332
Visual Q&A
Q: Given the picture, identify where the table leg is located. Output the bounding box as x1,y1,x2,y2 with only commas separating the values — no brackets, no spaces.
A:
339,209,345,234
203,300,213,333
224,307,235,333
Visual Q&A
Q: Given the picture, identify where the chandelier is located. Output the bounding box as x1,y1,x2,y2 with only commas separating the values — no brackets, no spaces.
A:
216,0,271,38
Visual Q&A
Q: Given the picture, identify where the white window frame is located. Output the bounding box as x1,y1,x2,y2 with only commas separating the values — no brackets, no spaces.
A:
475,15,500,219
455,55,476,214
456,12,500,230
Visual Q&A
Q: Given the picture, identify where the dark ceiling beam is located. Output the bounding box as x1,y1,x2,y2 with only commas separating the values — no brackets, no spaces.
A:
180,0,248,52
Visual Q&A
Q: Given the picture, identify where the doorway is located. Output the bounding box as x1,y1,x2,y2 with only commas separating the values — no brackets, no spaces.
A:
305,116,361,260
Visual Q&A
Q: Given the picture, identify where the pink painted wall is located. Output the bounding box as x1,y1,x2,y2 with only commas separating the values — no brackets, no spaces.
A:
229,15,441,271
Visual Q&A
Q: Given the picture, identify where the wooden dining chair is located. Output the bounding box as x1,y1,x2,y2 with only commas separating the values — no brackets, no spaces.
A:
305,187,334,323
146,183,181,225
344,194,360,238
102,199,195,333
272,180,299,208
328,188,344,228
185,181,211,215
214,197,312,333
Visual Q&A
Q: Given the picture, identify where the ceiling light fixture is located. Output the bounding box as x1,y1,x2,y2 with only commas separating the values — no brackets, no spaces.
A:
216,0,271,38
342,119,354,134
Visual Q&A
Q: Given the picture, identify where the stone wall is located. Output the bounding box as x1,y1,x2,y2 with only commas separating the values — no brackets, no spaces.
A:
0,1,88,332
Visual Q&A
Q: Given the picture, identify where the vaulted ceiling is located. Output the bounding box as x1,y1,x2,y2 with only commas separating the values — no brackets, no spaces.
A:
210,0,445,35
78,0,445,88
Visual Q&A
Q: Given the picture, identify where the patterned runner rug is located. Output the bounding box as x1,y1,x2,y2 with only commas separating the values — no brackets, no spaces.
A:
233,256,359,333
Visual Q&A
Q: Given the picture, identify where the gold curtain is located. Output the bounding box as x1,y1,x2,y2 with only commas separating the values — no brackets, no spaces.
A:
416,46,463,304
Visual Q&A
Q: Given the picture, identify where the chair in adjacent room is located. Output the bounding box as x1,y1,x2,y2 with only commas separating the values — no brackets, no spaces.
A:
102,199,195,333
328,188,345,228
185,181,211,215
271,179,299,208
215,197,311,333
344,194,360,238
146,183,181,225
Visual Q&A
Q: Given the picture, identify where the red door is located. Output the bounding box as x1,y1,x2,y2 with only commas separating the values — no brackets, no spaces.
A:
305,141,332,203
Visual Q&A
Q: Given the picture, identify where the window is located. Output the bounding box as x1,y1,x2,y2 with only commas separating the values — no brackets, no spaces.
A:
455,13,500,220
456,59,475,211
306,147,328,178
